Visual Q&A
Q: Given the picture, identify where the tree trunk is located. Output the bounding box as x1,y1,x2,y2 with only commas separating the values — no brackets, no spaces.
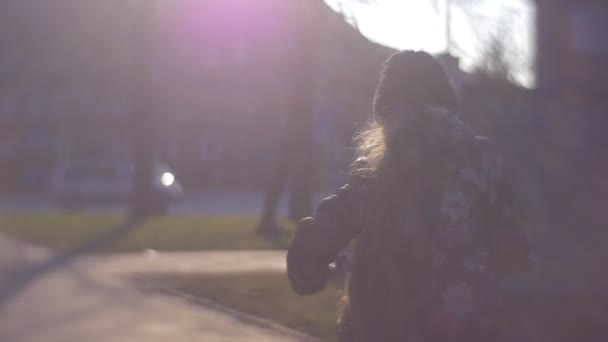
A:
257,139,289,236
287,92,315,221
286,0,320,221
130,2,159,219
258,1,322,227
131,102,157,218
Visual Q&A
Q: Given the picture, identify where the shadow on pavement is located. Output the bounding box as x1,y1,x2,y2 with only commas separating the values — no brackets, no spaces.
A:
0,216,148,309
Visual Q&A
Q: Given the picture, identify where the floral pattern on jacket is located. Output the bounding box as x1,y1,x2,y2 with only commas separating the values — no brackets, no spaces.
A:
287,107,530,341
388,107,527,340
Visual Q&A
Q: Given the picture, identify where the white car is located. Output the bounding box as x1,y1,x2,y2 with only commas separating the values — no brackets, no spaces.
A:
49,160,183,211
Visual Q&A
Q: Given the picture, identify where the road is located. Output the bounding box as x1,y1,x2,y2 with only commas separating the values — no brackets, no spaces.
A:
0,191,332,216
0,235,315,342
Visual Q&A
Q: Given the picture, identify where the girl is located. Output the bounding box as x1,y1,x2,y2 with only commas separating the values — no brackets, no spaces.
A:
287,51,529,341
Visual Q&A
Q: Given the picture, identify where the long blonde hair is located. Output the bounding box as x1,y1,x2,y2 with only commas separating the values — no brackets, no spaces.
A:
338,50,458,341
351,121,387,179
340,118,416,341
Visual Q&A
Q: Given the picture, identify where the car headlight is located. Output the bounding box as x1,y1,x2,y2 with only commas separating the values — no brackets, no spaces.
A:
161,172,175,187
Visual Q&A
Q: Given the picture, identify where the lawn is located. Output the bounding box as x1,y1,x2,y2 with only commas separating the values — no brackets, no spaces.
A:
140,272,341,341
138,272,608,342
0,214,294,253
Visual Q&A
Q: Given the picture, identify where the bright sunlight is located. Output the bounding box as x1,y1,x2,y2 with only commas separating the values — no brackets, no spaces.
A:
325,0,535,86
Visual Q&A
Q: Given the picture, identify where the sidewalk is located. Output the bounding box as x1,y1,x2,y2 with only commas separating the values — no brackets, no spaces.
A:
0,234,51,276
4,232,601,342
0,236,312,342
82,250,287,277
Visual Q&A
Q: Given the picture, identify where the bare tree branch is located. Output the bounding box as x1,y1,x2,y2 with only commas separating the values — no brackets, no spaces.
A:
474,22,521,85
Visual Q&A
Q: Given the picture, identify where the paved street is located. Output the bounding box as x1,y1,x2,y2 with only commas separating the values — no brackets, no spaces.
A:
0,191,332,216
0,236,313,342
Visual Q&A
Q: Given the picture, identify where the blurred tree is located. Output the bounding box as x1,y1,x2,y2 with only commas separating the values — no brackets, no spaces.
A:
257,1,321,234
257,135,290,235
129,1,160,218
286,0,321,222
473,25,521,85
348,0,501,55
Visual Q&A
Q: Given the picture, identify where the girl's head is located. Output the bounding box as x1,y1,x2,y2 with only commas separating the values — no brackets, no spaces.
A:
373,50,458,121
354,51,457,177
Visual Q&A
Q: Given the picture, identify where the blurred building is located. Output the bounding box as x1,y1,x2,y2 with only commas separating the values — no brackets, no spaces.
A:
532,0,608,289
535,0,608,155
0,0,394,192
536,0,608,100
534,0,608,221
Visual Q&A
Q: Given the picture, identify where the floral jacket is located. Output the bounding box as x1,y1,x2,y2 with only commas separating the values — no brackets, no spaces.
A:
287,107,530,341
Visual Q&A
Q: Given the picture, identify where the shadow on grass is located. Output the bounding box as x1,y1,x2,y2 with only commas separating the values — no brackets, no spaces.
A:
130,272,336,341
0,216,148,308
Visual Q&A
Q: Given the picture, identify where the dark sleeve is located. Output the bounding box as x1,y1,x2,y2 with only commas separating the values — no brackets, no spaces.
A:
287,184,361,295
475,138,531,274
487,178,531,274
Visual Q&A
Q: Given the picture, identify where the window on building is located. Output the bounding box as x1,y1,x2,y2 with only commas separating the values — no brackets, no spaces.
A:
571,5,608,55
0,55,17,79
0,95,15,119
109,94,128,118
200,136,223,162
28,91,46,118
161,132,178,162
0,136,17,158
24,127,50,151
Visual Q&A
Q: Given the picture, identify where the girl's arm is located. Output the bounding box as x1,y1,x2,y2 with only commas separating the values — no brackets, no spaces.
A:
287,184,361,295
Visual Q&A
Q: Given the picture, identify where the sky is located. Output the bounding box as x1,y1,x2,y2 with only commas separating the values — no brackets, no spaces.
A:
324,0,535,87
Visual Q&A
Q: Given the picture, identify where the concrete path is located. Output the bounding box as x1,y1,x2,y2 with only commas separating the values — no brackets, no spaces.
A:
0,236,312,342
0,234,51,276
82,250,286,277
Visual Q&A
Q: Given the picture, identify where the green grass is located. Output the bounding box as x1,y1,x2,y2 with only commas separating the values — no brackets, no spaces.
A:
143,272,608,342
0,214,294,253
142,272,340,341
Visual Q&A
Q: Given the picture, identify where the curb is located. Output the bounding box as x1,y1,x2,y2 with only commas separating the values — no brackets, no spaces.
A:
139,280,321,342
